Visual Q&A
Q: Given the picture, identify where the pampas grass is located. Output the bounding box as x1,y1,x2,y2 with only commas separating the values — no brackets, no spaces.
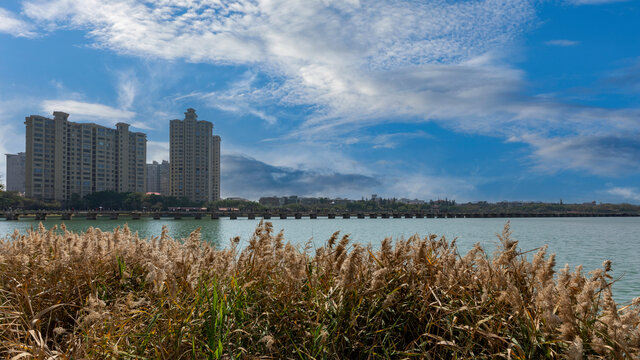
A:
0,221,639,358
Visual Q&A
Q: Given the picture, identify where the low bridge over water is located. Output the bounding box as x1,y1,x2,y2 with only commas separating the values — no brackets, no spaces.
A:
1,210,639,221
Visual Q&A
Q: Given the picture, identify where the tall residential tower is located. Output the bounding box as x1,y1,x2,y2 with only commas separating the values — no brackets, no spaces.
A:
25,111,146,202
169,108,220,202
5,152,26,193
146,160,170,195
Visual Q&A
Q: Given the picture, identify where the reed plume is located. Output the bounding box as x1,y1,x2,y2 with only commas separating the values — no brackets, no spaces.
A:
0,221,638,358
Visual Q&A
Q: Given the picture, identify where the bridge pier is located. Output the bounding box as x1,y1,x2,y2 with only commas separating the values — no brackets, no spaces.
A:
263,214,271,219
357,213,365,219
35,213,47,221
153,213,161,219
295,213,302,219
230,214,237,220
211,213,220,220
342,214,350,219
194,213,202,220
61,213,72,220
280,214,287,219
393,213,401,219
309,213,317,219
328,214,336,219
415,213,424,218
381,213,389,218
248,213,255,220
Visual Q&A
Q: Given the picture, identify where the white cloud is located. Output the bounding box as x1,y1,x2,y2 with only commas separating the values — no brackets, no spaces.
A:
116,71,137,110
545,39,580,46
147,141,169,163
40,99,135,123
607,187,640,201
0,8,36,38
21,0,640,176
178,72,278,124
22,0,536,128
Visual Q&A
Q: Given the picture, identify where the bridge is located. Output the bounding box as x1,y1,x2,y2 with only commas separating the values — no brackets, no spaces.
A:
0,210,639,221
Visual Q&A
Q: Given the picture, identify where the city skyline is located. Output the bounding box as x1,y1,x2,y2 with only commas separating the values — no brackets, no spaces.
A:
8,108,222,204
24,111,146,201
1,1,639,203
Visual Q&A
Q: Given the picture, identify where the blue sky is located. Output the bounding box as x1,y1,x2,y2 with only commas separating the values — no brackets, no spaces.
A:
0,0,639,203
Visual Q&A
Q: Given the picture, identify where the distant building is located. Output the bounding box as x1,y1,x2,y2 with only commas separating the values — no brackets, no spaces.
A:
169,108,221,202
399,198,425,205
299,197,320,205
5,152,26,193
159,160,170,195
259,196,281,207
146,160,169,195
283,195,299,204
259,195,304,206
25,111,146,202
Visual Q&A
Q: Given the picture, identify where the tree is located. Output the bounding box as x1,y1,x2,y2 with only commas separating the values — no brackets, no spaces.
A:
68,193,83,209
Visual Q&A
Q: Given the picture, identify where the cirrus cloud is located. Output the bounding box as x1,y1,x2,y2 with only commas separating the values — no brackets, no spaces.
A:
0,7,36,38
19,0,640,179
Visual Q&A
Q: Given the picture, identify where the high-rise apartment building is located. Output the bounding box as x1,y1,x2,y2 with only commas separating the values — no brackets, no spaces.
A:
169,108,221,202
146,160,170,195
5,152,26,193
25,111,146,202
212,135,220,201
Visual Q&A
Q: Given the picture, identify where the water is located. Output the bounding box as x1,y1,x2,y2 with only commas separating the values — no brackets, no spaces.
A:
2,217,639,303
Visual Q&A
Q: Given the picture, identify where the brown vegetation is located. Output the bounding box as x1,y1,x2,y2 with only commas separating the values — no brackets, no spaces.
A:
0,221,639,359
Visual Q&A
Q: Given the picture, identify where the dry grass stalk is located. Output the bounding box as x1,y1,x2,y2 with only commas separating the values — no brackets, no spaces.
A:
0,221,638,359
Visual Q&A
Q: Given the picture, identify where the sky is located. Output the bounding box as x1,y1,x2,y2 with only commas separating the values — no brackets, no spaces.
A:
0,0,639,203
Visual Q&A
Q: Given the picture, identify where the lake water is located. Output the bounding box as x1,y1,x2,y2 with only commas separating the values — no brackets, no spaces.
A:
2,217,639,303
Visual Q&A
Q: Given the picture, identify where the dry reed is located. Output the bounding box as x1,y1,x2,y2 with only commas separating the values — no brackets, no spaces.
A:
0,221,638,359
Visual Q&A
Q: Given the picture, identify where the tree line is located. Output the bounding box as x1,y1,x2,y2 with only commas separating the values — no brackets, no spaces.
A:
1,188,639,214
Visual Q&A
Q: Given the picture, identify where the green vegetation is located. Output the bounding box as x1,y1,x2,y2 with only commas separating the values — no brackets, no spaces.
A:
0,190,61,210
73,191,202,210
1,222,639,358
2,188,639,215
303,199,640,215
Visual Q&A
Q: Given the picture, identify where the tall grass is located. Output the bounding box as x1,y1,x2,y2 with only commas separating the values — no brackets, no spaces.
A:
0,221,638,359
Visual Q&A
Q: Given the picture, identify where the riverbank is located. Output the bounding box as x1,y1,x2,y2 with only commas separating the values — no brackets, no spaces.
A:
1,222,638,358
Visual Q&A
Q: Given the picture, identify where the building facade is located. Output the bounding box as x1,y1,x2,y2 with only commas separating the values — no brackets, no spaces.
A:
5,152,26,193
169,108,221,202
146,160,170,195
25,111,146,202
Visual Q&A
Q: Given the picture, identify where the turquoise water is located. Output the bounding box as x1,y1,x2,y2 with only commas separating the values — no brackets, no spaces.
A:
2,217,639,303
